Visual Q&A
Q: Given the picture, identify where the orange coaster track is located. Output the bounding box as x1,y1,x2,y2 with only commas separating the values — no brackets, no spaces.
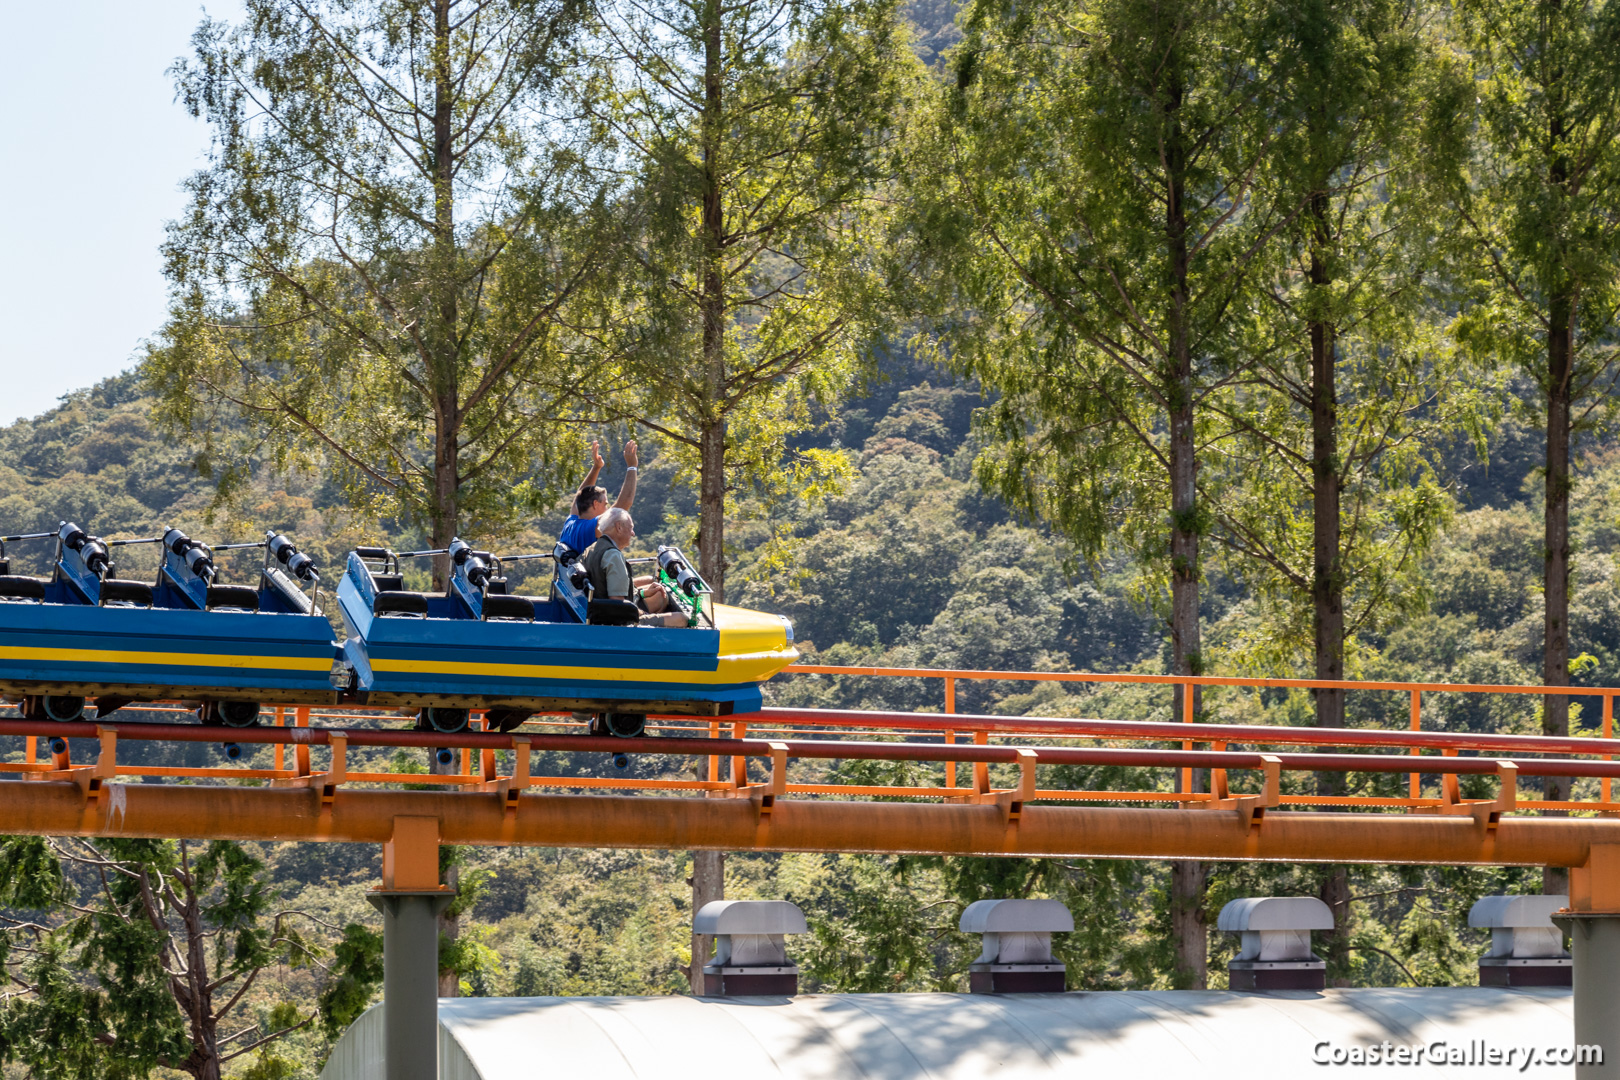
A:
5,665,1620,907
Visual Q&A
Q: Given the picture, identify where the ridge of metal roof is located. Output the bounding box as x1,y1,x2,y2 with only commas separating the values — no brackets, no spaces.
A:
323,988,1575,1080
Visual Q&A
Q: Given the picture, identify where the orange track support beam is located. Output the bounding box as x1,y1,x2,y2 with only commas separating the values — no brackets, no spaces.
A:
6,780,1620,867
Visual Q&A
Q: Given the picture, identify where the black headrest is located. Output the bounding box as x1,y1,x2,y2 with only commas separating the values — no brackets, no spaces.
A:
587,598,640,626
100,579,154,607
206,585,261,612
373,591,430,617
0,575,46,600
482,593,535,621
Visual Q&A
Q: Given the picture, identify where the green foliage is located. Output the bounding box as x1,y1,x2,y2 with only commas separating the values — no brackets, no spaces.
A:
148,0,603,551
0,839,382,1080
572,0,923,593
441,927,503,997
1444,0,1620,409
317,925,385,1039
797,857,937,992
238,1053,298,1080
913,0,1288,564
1211,0,1475,675
481,849,694,997
0,837,70,911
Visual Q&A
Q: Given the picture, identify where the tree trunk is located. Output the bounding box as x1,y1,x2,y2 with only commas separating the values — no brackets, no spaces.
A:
1167,859,1207,989
697,421,726,600
1309,209,1347,740
686,0,728,994
428,0,459,591
695,0,726,600
1318,864,1351,985
1168,374,1206,989
1162,60,1207,991
689,851,725,992
431,750,461,997
1543,290,1573,896
1307,200,1353,966
1543,63,1572,897
174,850,224,1080
438,859,461,998
431,406,460,590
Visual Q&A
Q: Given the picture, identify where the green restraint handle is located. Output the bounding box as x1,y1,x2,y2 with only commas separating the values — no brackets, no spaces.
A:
657,565,705,627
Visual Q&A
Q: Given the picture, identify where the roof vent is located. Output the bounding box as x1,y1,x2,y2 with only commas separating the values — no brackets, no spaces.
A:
1217,896,1333,991
1469,894,1571,987
694,900,807,997
960,898,1072,993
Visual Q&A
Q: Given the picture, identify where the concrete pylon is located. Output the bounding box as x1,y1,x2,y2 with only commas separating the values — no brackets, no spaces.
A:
1551,912,1620,1080
1551,843,1620,1080
368,891,456,1080
368,816,454,1080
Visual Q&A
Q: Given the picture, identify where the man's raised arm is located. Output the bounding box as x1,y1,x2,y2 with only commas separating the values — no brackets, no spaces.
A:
582,440,605,490
614,440,639,510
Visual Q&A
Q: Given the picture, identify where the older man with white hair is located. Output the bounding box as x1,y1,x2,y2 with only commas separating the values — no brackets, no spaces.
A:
582,507,687,627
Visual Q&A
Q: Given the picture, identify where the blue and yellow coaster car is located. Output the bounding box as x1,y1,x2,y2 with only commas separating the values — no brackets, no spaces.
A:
0,523,339,723
335,538,797,732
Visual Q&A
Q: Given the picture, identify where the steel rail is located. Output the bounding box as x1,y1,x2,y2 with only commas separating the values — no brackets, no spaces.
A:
5,717,1618,780
747,707,1620,757
10,707,1619,759
784,663,1620,697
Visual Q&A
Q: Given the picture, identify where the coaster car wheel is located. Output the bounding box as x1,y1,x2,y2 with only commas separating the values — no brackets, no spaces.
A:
418,706,470,734
588,712,647,739
200,700,262,728
26,695,85,722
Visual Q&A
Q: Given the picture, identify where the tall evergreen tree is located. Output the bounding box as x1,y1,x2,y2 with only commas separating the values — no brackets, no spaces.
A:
570,0,916,988
1444,0,1620,894
907,0,1297,987
1210,0,1467,971
571,0,915,599
148,0,601,580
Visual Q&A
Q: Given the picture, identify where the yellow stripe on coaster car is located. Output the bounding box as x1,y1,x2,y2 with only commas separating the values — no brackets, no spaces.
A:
369,650,793,686
0,645,331,672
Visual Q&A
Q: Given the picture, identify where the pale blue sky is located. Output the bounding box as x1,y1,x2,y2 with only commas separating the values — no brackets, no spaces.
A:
0,1,243,426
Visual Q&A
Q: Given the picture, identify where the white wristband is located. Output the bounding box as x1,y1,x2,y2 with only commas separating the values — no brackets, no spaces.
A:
625,466,637,472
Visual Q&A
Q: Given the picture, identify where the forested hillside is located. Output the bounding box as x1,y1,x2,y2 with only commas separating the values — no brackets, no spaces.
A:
5,361,1620,1054
7,0,1620,1074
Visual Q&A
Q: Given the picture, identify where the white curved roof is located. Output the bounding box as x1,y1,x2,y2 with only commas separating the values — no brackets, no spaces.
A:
693,899,808,935
1469,895,1568,929
1216,896,1335,932
959,898,1074,934
324,988,1572,1080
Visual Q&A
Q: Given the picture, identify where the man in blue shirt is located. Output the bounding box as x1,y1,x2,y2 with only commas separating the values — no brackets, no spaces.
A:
559,439,640,554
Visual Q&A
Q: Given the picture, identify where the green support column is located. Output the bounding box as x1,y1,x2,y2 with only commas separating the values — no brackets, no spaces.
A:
369,891,456,1080
1553,913,1620,1079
